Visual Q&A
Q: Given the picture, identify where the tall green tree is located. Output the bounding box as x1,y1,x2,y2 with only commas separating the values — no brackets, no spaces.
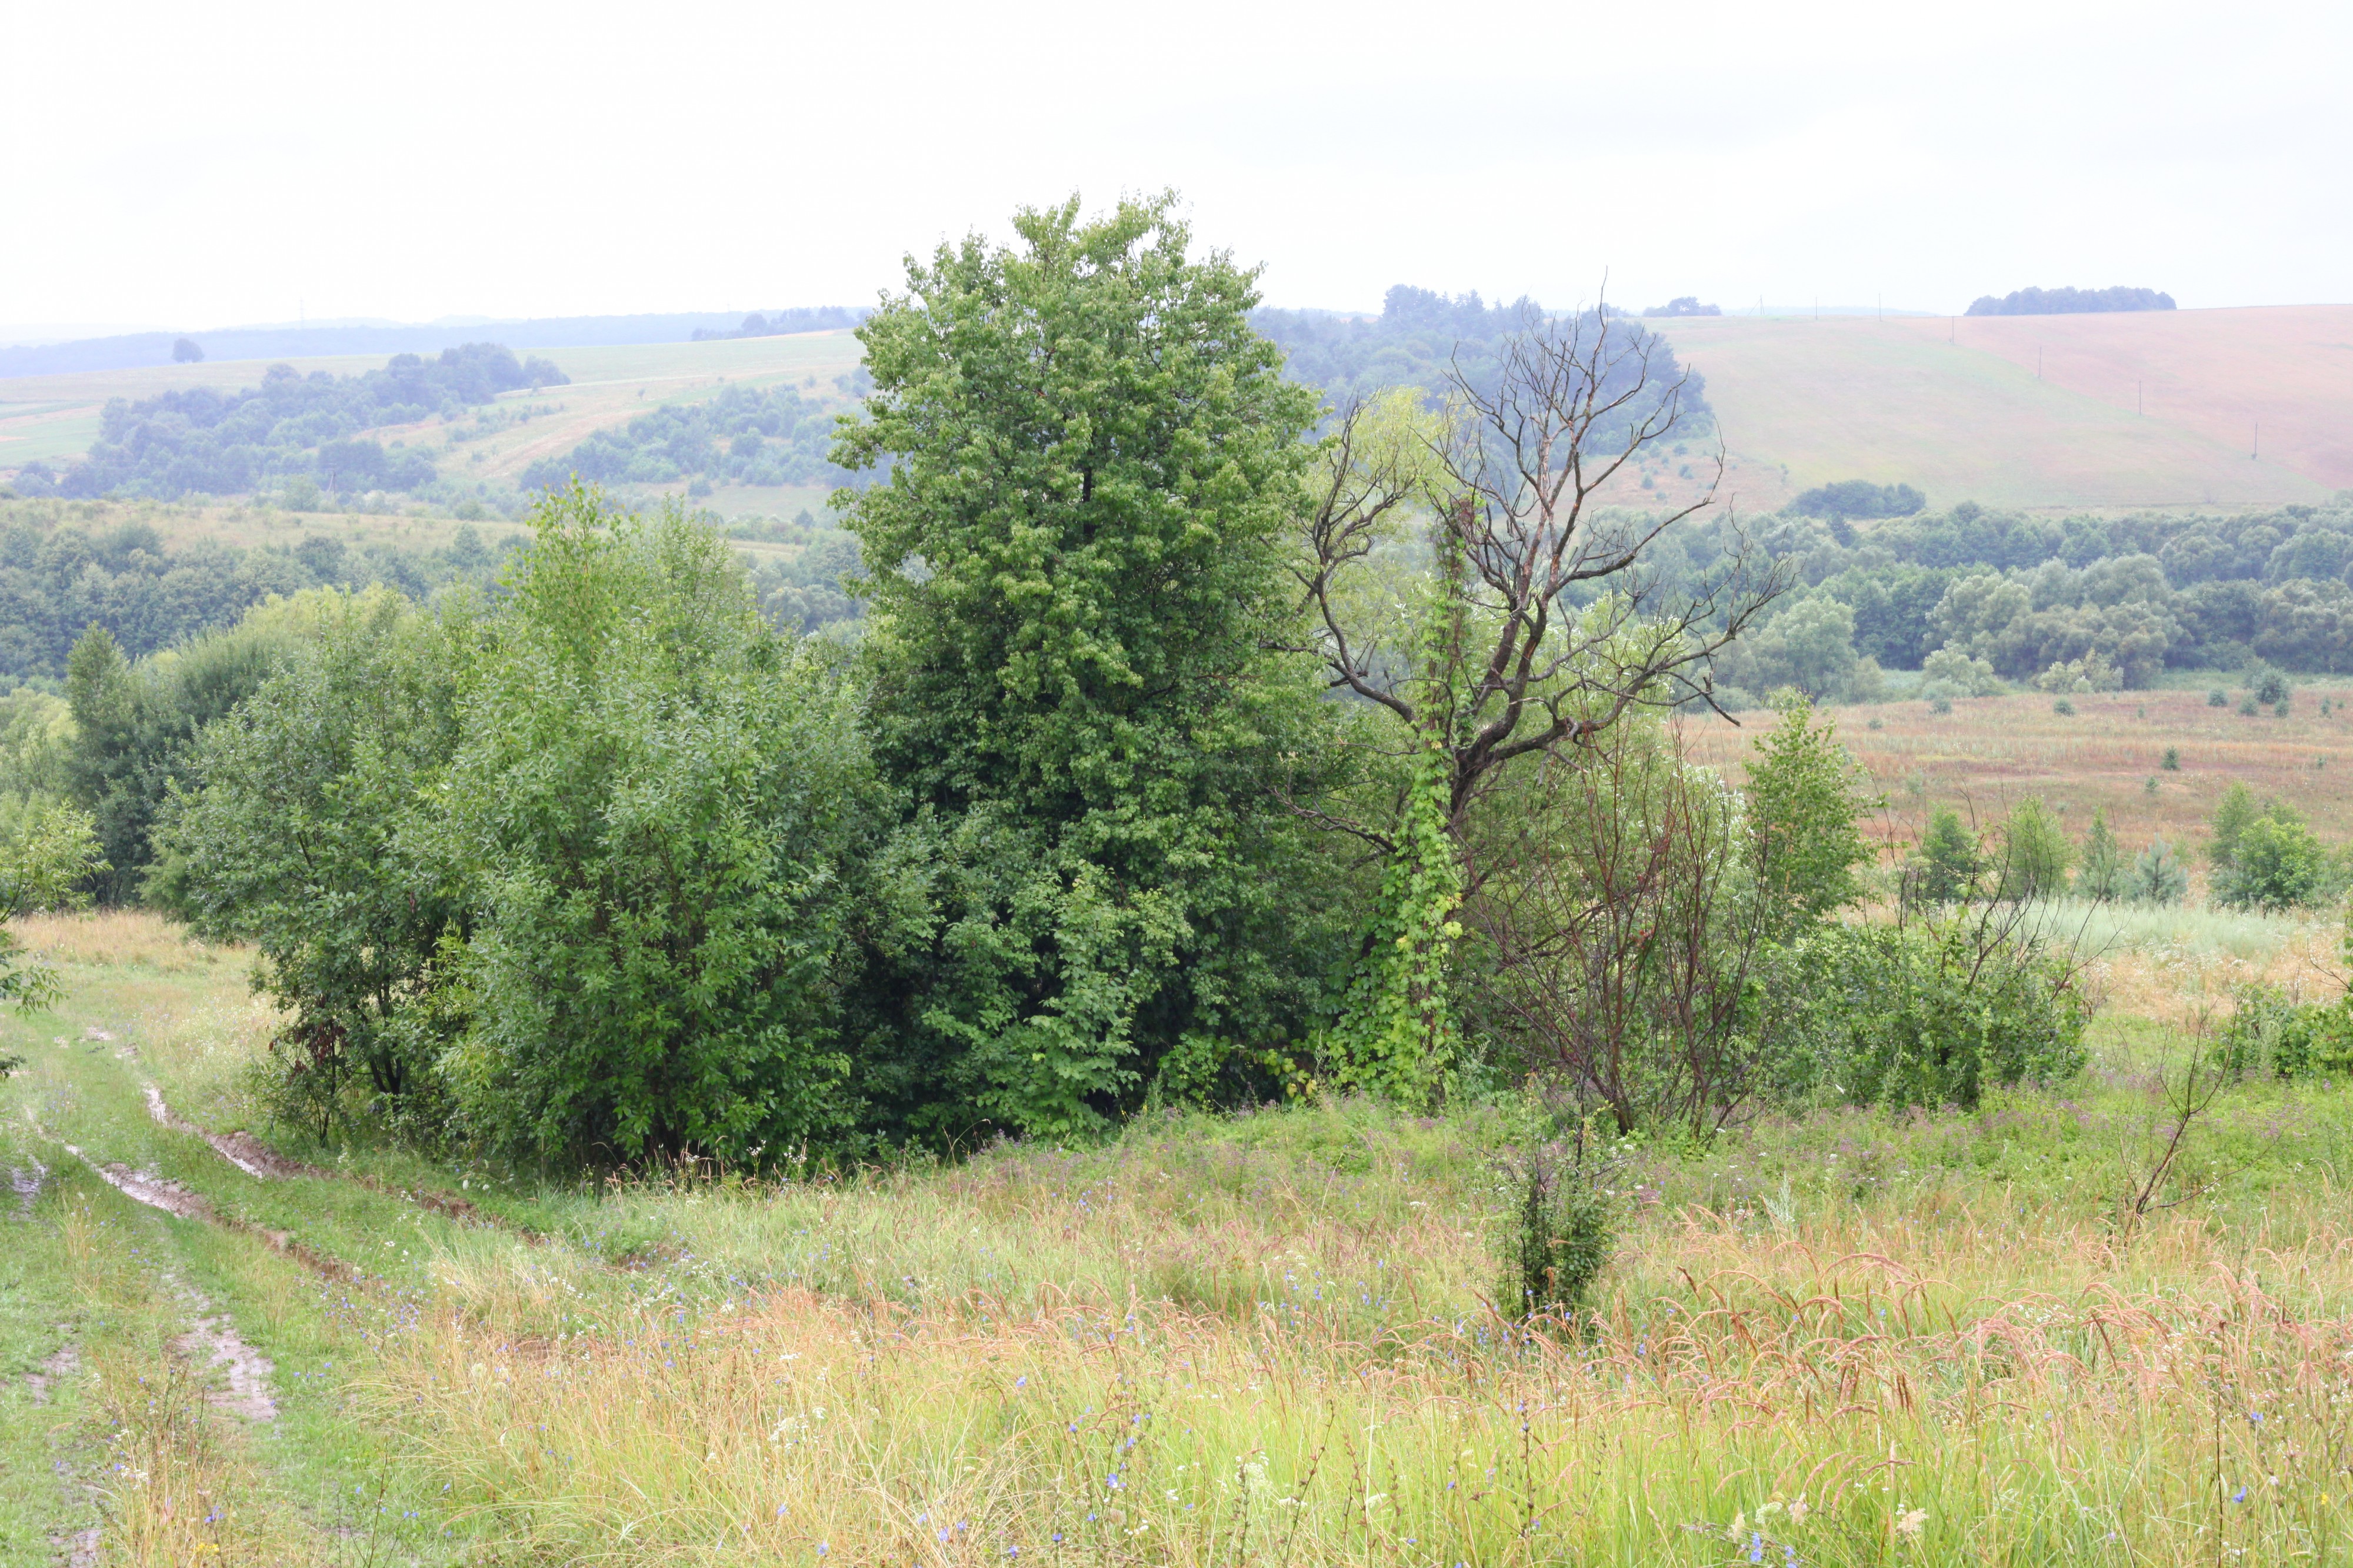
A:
2075,808,2124,900
65,620,289,903
832,194,1346,1139
1912,808,1982,906
1745,695,1875,939
1994,797,2072,901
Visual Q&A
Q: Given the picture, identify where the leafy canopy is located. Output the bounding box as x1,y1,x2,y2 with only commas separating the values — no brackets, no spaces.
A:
833,192,1343,1139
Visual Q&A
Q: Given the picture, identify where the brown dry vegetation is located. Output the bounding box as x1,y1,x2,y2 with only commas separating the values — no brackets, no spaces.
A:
1681,685,2353,885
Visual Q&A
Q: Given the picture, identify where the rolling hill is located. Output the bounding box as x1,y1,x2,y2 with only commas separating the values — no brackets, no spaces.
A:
1649,305,2353,513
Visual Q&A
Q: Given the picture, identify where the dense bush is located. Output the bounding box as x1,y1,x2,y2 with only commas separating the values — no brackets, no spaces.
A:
161,495,883,1160
24,344,564,502
1762,916,2091,1110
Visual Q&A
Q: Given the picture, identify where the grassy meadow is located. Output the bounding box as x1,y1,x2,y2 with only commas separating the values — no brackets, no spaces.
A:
9,869,2353,1564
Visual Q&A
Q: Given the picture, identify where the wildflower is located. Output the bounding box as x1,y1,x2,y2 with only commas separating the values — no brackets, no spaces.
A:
816,1546,827,1557
1748,1534,1765,1564
2232,1487,2248,1504
1896,1508,1927,1538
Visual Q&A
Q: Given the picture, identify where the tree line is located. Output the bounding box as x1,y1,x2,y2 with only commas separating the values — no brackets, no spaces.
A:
1715,498,2353,703
13,344,566,503
519,382,862,495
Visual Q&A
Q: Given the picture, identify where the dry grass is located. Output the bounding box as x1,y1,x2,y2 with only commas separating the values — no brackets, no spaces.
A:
1682,685,2353,890
351,1150,2353,1566
11,909,237,973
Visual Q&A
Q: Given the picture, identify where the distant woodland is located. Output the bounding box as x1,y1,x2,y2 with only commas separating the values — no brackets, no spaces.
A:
1966,285,2177,316
12,345,564,504
519,383,859,494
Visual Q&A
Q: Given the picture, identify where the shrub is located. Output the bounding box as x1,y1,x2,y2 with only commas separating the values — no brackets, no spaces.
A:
2219,986,2353,1078
1909,808,1981,906
1761,916,2089,1111
435,492,877,1162
1994,797,2071,901
1495,1128,1614,1323
2052,698,2075,715
2125,837,2190,905
2208,689,2229,707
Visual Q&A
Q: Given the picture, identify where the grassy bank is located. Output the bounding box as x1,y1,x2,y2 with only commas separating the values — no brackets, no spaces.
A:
6,910,2353,1563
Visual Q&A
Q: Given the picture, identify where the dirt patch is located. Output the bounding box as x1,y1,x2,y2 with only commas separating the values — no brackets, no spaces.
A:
143,1083,319,1181
173,1316,276,1423
24,1340,77,1404
91,1160,214,1222
58,1524,99,1568
9,1159,42,1217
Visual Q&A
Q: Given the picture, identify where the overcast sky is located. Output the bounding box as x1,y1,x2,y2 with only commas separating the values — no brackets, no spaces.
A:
6,0,2345,333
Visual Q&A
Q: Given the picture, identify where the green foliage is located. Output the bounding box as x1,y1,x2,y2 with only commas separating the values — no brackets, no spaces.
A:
153,588,471,1135
832,193,1345,1140
435,491,874,1162
1911,808,1982,906
1745,695,1874,939
0,796,106,913
2124,837,2190,905
1331,573,1465,1109
1994,797,2072,901
2076,808,2124,901
2208,689,2229,706
1762,916,2090,1111
65,618,295,902
2216,810,2328,912
26,344,563,501
1496,1127,1614,1322
1788,480,1924,522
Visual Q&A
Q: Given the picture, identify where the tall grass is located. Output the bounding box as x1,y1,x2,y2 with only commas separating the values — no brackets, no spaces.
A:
314,1090,2353,1566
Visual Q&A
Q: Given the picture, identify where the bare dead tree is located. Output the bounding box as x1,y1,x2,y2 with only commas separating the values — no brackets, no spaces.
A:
1288,306,1787,849
1465,732,1769,1136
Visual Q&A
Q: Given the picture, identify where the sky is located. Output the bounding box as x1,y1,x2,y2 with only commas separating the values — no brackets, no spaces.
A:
5,0,2347,333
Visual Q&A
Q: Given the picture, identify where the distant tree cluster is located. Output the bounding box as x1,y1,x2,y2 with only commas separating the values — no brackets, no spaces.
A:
1789,479,1925,521
13,344,566,502
0,503,518,686
519,382,857,493
1251,285,1711,426
1641,297,1721,318
689,306,867,341
1965,285,2176,316
172,337,204,363
1713,498,2353,702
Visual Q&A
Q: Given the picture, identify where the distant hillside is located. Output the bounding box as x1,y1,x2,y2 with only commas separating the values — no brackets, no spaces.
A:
12,345,564,505
1647,305,2352,512
0,309,865,380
